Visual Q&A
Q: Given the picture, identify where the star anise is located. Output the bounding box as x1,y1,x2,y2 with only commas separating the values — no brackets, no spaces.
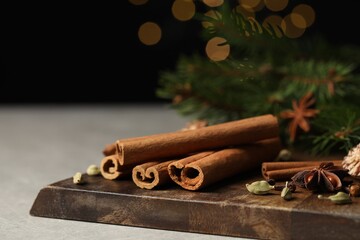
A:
280,92,320,142
291,162,349,192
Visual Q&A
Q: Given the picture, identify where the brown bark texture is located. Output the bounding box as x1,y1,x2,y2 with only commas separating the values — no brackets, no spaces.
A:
115,114,279,166
168,138,281,190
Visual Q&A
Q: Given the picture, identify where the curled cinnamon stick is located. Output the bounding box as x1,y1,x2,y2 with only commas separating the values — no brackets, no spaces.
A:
262,160,343,181
115,114,279,166
132,160,176,189
132,151,215,189
168,138,281,191
100,155,135,180
101,121,214,179
167,151,215,184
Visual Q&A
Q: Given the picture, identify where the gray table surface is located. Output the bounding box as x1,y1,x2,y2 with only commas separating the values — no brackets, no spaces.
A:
0,104,245,240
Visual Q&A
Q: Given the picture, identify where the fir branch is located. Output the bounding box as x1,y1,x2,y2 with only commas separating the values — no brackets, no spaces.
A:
157,55,283,122
279,60,355,102
200,3,285,57
156,2,360,155
310,108,360,155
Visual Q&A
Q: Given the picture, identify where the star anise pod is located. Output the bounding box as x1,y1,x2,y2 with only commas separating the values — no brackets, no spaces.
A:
280,92,320,142
291,162,349,192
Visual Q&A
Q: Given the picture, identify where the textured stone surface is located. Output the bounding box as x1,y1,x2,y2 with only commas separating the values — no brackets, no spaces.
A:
0,105,238,240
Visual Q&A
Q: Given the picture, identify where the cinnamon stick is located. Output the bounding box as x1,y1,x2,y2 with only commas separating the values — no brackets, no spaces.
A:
132,151,215,189
167,151,215,182
102,135,152,156
168,138,281,191
100,155,135,180
101,126,211,177
115,114,279,166
262,160,343,181
132,160,176,189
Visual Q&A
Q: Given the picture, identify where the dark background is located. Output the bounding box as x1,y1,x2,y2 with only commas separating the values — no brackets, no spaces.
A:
3,1,359,104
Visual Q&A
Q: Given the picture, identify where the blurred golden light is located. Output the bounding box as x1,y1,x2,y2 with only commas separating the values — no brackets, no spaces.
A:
281,14,305,39
239,0,264,12
292,4,315,27
138,22,162,45
264,0,288,12
235,5,255,19
262,15,283,38
128,0,148,5
205,37,230,61
203,0,223,7
172,0,196,21
202,10,222,28
290,13,307,29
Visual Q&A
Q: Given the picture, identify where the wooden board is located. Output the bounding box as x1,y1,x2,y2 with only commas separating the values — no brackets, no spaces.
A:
30,173,360,240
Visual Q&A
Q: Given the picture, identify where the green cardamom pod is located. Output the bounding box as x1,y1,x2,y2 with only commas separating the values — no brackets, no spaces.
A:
281,181,293,200
318,192,352,205
86,164,100,176
246,180,274,195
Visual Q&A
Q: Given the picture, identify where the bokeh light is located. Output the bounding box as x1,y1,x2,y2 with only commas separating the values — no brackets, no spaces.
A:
236,5,255,19
239,0,264,12
262,15,283,38
138,22,162,45
281,14,305,38
203,0,223,7
135,0,315,47
292,4,315,27
172,0,196,21
205,37,230,61
128,0,148,6
290,13,307,29
264,0,288,12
